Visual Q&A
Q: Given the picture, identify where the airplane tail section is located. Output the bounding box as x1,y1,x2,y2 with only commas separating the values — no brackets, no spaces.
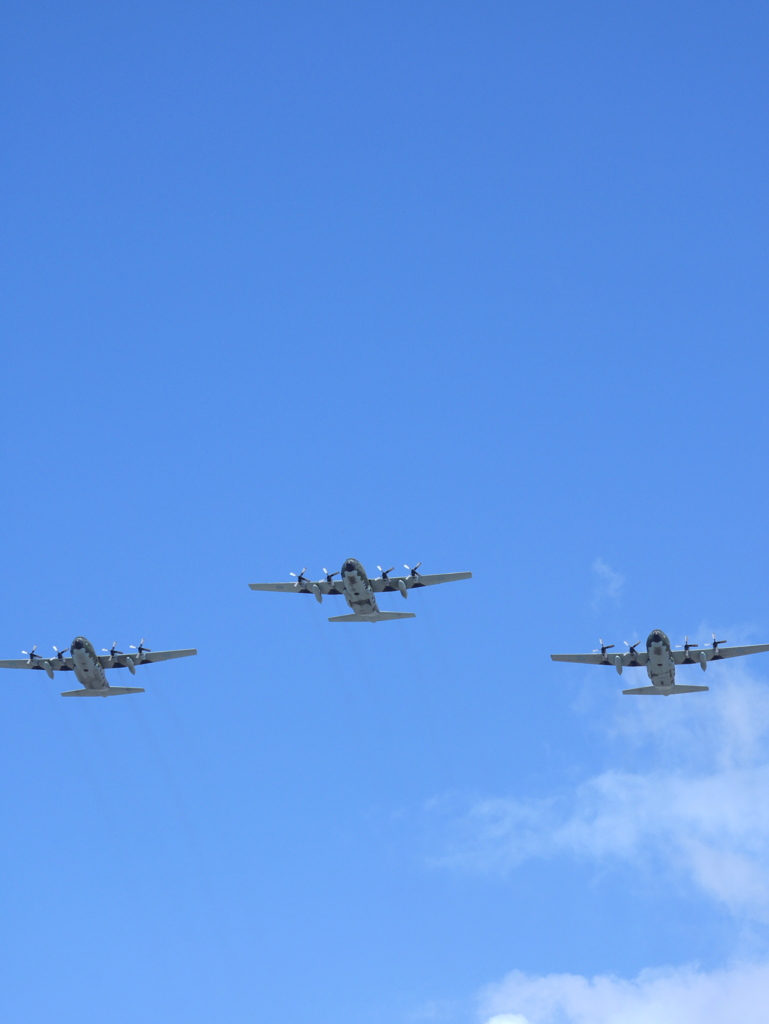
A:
622,685,709,696
327,612,416,623
61,686,146,697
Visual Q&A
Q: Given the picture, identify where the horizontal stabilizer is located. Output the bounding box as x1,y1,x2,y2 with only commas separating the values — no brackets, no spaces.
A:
61,686,146,697
622,684,709,696
327,611,416,623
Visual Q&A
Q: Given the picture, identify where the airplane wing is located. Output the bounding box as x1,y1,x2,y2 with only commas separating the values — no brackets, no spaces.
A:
248,581,345,595
552,644,769,667
0,658,74,671
671,643,769,664
371,572,472,592
249,582,309,593
98,649,197,669
550,652,649,665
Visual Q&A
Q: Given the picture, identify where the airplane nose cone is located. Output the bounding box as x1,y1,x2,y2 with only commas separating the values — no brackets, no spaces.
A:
71,638,85,650
343,559,357,573
647,629,670,646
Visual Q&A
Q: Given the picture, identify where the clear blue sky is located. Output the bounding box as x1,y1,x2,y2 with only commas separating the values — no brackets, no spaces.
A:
2,3,769,1022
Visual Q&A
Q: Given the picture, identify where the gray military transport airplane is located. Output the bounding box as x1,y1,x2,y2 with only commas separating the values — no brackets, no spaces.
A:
249,558,472,622
0,637,197,696
551,628,769,695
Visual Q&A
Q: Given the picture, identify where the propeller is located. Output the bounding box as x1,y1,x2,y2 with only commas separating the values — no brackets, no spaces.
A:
322,568,340,583
675,636,699,652
711,633,727,649
378,566,395,579
102,642,123,658
130,639,151,655
593,639,614,656
52,645,69,661
404,562,422,577
21,645,39,662
290,568,309,584
624,641,642,655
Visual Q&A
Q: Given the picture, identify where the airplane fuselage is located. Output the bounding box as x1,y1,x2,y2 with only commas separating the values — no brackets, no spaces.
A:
340,559,380,616
70,637,110,690
644,629,676,689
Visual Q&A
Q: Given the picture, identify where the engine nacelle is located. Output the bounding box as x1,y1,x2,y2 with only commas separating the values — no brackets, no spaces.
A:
398,579,408,599
312,584,323,604
125,656,136,676
614,654,623,675
700,650,707,671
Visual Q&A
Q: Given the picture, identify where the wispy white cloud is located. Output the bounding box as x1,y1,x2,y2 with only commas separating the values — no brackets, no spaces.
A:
591,558,624,606
479,961,769,1024
485,1014,532,1024
433,662,769,1024
431,668,769,919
